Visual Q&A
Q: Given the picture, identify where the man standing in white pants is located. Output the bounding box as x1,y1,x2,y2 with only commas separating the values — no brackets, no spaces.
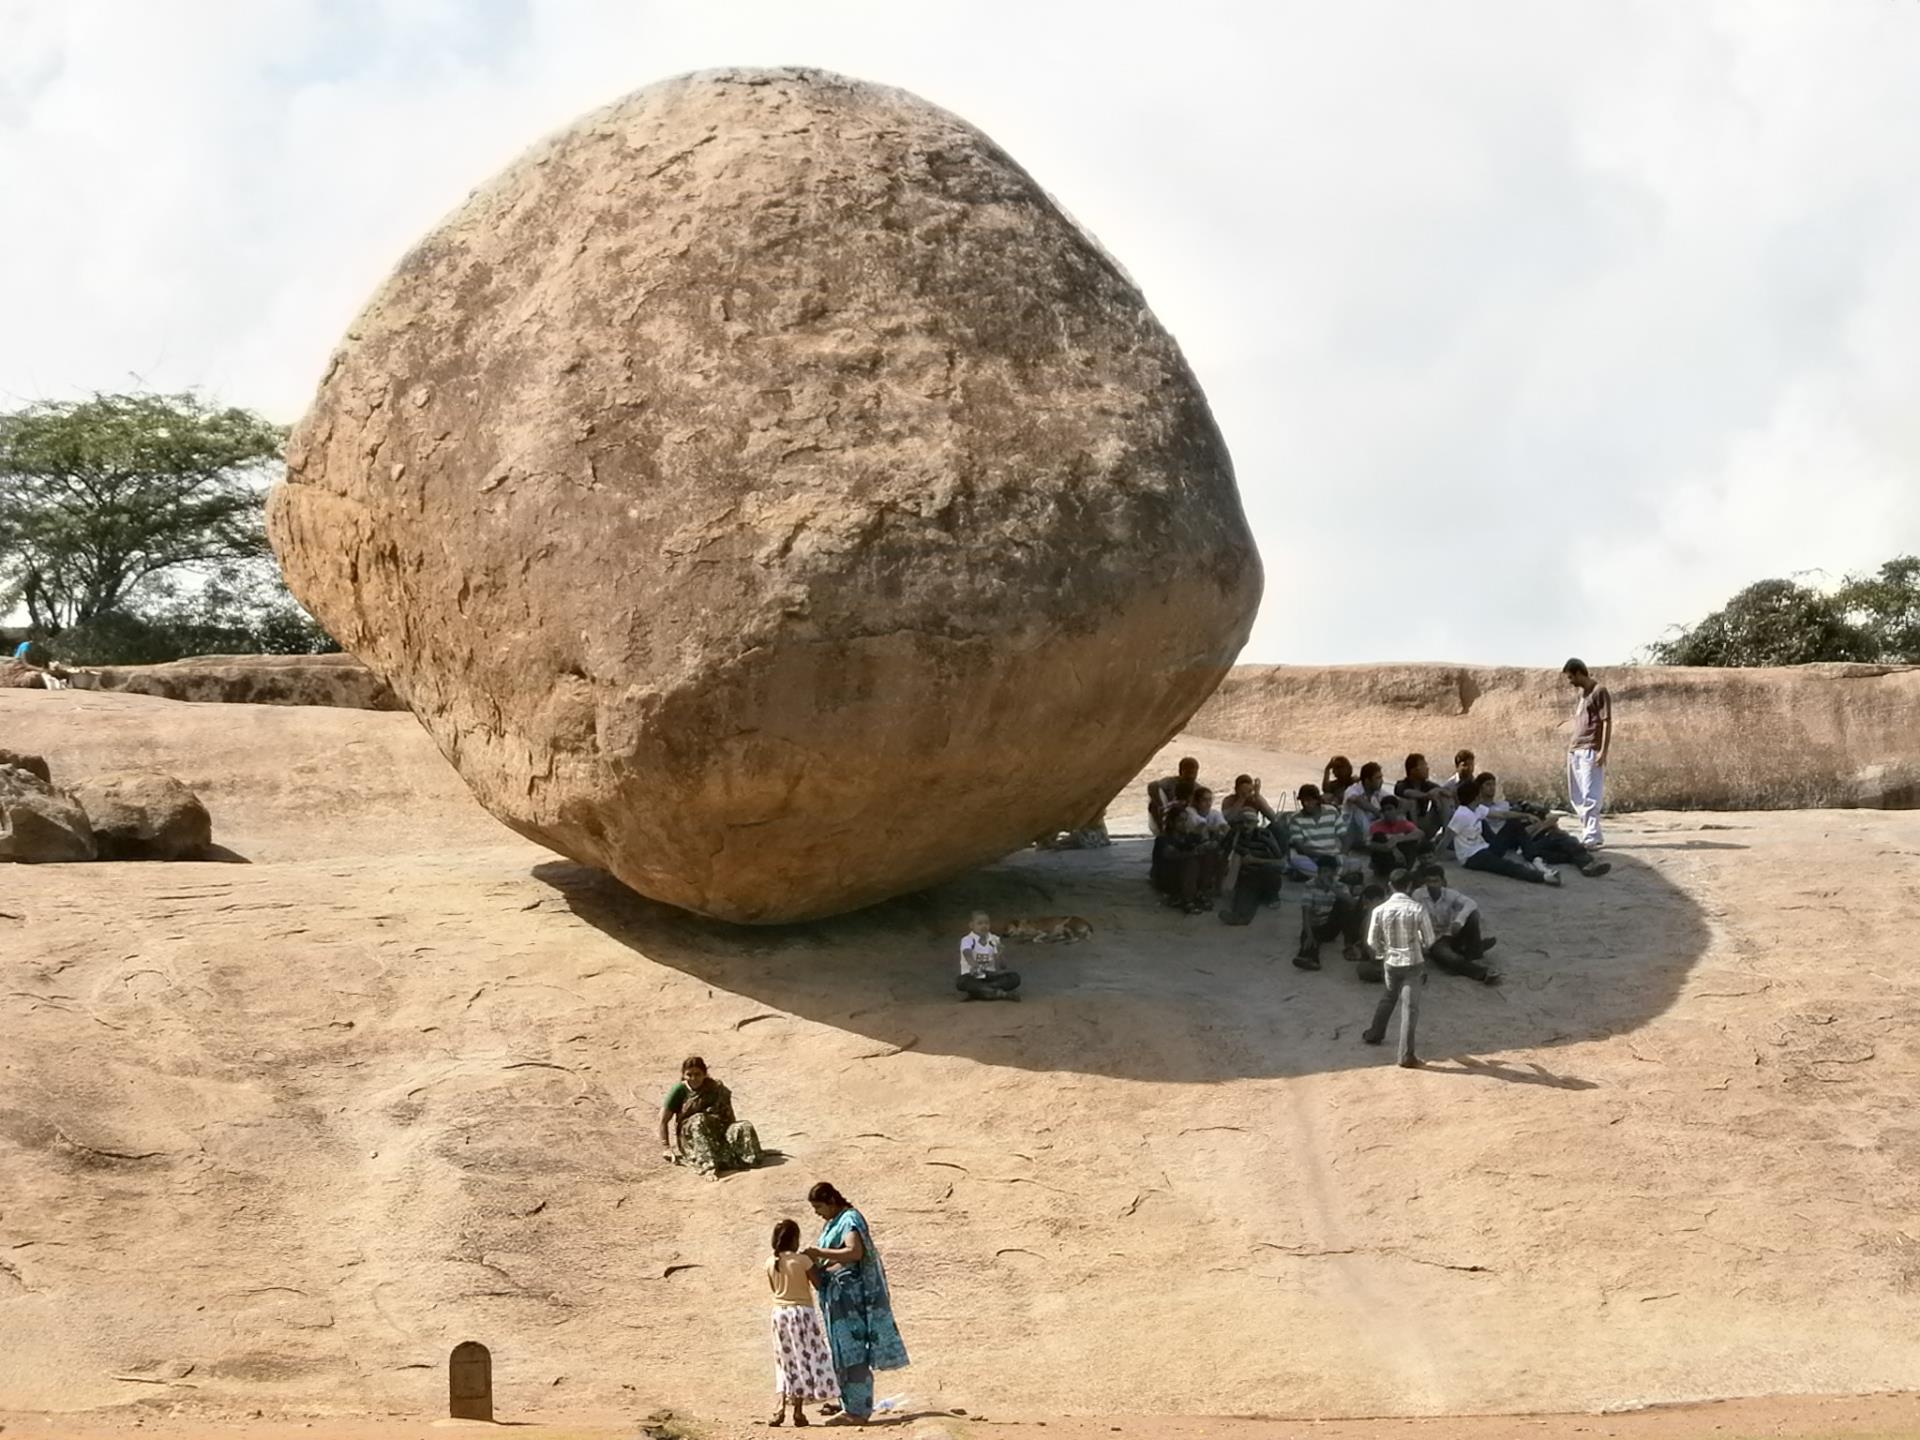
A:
1562,658,1611,848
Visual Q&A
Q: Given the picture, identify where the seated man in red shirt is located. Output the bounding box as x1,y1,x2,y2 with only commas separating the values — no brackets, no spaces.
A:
1365,795,1427,877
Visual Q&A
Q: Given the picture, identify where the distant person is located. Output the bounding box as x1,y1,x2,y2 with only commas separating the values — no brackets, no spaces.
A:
1447,779,1554,886
805,1182,910,1425
11,640,30,662
1341,762,1392,849
1395,753,1446,838
1221,807,1288,924
1220,773,1276,827
766,1219,838,1427
957,911,1021,1001
1361,869,1437,1067
1287,784,1343,879
658,1056,764,1177
1563,658,1611,848
1294,858,1363,971
1322,755,1356,800
1147,756,1201,836
1417,866,1501,985
1438,749,1476,809
1365,795,1426,876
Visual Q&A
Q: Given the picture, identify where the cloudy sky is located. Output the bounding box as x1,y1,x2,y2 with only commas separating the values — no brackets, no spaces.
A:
3,0,1916,665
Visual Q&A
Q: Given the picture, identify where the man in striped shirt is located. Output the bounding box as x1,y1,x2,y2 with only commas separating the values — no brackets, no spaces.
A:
1287,784,1343,879
1361,869,1437,1067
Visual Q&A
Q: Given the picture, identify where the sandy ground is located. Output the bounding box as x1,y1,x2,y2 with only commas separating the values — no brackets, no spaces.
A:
1,694,1917,1436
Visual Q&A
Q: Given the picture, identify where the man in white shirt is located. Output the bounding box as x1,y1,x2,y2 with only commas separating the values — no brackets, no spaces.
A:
957,911,1021,1001
1416,866,1501,985
1361,870,1436,1067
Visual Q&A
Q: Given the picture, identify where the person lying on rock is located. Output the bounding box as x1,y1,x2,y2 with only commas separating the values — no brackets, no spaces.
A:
1365,795,1428,876
1416,866,1501,985
957,911,1021,1001
1221,807,1288,924
1293,858,1364,971
1287,784,1343,880
1447,778,1555,886
1477,772,1610,880
659,1056,763,1178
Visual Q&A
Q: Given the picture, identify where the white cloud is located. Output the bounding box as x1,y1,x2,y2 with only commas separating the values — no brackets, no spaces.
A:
2,0,1916,664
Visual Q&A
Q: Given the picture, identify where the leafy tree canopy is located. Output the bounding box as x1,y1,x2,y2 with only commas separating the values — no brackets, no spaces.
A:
0,391,337,663
0,391,285,634
1649,559,1920,667
1835,554,1920,664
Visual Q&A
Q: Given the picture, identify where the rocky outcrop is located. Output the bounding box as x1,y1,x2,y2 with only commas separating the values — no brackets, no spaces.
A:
0,764,96,862
0,660,58,690
268,68,1262,922
66,653,400,711
0,749,51,784
1187,662,1920,811
70,771,213,860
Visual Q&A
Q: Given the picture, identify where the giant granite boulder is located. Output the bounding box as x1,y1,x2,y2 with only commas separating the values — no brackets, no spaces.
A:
269,68,1261,921
70,771,213,860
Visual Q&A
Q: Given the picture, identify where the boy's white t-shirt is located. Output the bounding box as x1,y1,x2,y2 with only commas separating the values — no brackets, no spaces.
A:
960,931,1001,976
1447,805,1490,862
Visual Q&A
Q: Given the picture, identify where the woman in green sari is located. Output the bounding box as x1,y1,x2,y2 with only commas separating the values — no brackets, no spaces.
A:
656,1056,762,1177
805,1181,909,1424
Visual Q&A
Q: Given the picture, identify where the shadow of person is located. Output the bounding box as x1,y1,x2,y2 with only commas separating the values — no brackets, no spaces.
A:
1425,1056,1599,1089
532,817,1710,1085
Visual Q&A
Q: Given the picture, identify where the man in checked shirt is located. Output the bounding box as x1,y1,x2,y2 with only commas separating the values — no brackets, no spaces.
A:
1360,868,1437,1068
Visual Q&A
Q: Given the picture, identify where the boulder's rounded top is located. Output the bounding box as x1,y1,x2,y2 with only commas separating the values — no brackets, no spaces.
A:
272,70,1260,921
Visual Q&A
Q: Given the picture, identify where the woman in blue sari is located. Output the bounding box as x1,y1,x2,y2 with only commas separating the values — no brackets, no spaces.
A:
805,1181,908,1424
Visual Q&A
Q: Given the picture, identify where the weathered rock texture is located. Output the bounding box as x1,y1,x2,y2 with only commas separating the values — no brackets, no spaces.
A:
0,660,55,690
67,653,400,711
269,68,1261,921
0,765,95,862
0,749,51,785
70,770,213,860
1188,663,1920,811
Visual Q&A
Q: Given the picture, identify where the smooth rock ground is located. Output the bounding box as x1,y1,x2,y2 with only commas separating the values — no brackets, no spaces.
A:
0,689,1915,1430
269,67,1261,923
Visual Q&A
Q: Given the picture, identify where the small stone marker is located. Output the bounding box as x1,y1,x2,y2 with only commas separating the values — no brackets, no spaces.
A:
448,1340,492,1422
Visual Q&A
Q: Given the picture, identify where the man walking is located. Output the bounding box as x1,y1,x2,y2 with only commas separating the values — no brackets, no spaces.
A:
1562,658,1611,849
1361,869,1437,1067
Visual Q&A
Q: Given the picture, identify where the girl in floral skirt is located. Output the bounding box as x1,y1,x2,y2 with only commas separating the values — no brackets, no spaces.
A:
767,1218,839,1426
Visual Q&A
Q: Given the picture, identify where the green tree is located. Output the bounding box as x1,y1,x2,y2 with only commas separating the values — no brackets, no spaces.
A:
0,391,337,662
1836,554,1920,663
1647,578,1878,666
0,391,284,634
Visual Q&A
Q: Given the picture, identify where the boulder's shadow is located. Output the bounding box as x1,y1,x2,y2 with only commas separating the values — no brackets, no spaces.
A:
534,832,1711,1083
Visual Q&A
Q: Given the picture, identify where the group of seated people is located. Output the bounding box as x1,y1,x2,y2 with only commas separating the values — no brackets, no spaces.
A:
1145,748,1611,969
